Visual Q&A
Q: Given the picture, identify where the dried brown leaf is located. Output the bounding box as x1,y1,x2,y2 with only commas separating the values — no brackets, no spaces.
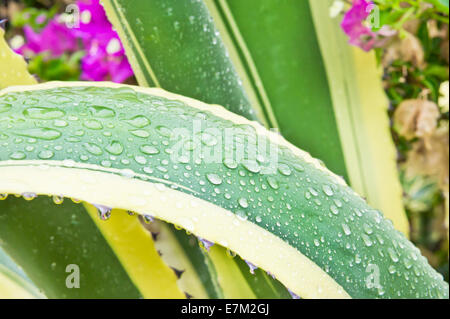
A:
406,122,449,190
394,99,440,140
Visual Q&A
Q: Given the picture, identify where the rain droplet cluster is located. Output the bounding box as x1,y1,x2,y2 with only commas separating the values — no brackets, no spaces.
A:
0,86,447,298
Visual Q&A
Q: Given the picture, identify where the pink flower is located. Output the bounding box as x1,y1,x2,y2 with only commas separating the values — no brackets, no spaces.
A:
341,0,398,51
81,39,132,83
75,0,133,82
341,0,376,51
15,0,133,83
16,20,79,57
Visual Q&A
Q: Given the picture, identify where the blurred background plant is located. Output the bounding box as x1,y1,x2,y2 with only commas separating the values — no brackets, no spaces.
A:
333,0,449,280
1,0,135,83
0,0,448,281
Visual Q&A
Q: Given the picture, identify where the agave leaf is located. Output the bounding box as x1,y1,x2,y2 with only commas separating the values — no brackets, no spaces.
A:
0,32,189,297
0,265,42,299
0,27,223,299
152,224,292,299
0,196,186,298
0,248,44,299
82,204,188,298
0,28,37,89
102,0,408,235
145,221,224,298
100,0,263,122
230,254,293,299
308,0,409,234
0,82,446,298
101,0,291,298
218,0,408,234
207,0,347,176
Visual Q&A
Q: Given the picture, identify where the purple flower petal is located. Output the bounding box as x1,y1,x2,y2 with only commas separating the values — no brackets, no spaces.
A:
16,0,133,83
341,0,377,51
17,20,78,56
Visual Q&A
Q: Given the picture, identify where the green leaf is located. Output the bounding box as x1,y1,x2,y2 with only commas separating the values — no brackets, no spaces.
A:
309,0,409,235
101,0,263,123
427,0,450,14
0,82,447,298
145,221,225,298
102,0,408,235
0,28,37,89
0,196,143,298
0,248,44,299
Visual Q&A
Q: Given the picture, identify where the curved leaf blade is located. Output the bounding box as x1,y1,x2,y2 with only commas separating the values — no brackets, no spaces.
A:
0,28,36,89
0,196,143,298
308,0,409,234
0,82,446,298
101,0,262,122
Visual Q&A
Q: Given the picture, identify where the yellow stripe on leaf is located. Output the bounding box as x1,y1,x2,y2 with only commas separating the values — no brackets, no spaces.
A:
84,204,185,299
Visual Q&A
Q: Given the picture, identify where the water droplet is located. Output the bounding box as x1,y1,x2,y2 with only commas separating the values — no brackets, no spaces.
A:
223,158,238,169
278,163,292,176
363,223,373,235
342,223,351,235
267,176,279,189
9,151,26,160
243,160,261,173
322,185,334,196
361,234,373,247
244,260,258,274
83,143,103,155
22,192,37,201
135,155,147,165
53,119,68,127
330,205,339,215
308,187,319,197
23,107,65,119
206,173,222,185
126,115,150,128
83,119,103,130
130,129,150,138
143,214,154,224
88,105,116,118
403,258,413,269
236,210,248,221
200,132,217,146
105,140,124,155
52,195,64,205
156,126,172,137
38,150,54,159
140,145,159,155
198,237,214,251
288,289,301,299
238,197,249,208
94,204,112,221
17,128,61,140
388,265,396,274
388,247,399,263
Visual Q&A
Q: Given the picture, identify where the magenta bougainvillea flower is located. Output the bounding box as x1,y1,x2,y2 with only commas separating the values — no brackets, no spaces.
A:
75,0,133,82
16,20,78,57
340,0,397,51
16,0,133,83
341,0,376,51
